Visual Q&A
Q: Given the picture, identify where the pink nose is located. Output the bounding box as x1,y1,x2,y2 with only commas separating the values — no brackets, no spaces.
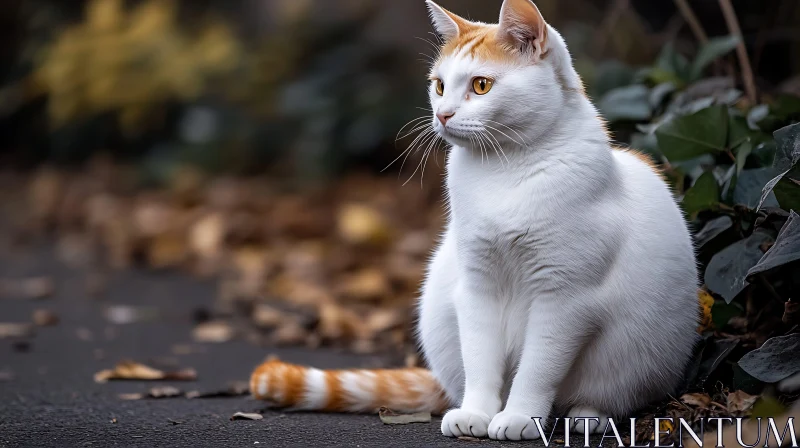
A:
437,112,455,126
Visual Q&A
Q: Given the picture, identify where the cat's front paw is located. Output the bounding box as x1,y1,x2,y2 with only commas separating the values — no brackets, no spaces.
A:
441,409,492,438
488,411,542,440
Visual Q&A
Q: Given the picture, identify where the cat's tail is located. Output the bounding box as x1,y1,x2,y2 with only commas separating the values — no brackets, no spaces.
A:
250,357,451,414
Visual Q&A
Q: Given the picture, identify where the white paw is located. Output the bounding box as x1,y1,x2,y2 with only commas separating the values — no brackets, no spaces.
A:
488,411,541,440
441,408,491,438
567,406,609,434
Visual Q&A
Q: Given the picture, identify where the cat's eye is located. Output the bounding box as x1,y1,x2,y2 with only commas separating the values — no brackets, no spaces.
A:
434,79,444,96
472,77,494,95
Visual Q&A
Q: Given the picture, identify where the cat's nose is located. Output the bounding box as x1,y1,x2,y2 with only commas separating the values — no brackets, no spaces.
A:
437,112,455,126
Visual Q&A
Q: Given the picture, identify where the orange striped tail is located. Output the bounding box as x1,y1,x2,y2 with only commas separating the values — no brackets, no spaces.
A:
250,357,452,414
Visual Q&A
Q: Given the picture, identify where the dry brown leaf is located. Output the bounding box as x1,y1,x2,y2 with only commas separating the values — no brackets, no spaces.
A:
94,361,197,383
727,390,759,414
365,308,403,334
230,412,263,421
148,386,183,398
378,407,431,425
338,203,391,246
118,393,145,401
338,268,391,302
252,304,285,329
0,277,55,300
147,233,188,268
190,212,225,260
681,392,712,408
318,303,361,341
272,321,308,346
0,323,35,339
697,289,714,333
192,321,235,343
105,305,159,324
32,309,59,327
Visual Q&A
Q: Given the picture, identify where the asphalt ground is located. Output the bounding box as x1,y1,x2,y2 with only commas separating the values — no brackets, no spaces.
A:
0,243,608,447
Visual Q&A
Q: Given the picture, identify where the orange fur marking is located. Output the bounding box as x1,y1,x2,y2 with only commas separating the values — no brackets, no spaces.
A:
613,147,667,181
324,370,346,411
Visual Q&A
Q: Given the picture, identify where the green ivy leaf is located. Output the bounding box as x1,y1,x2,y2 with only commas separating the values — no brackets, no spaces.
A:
773,165,800,211
682,171,720,217
598,84,652,122
704,230,774,302
690,35,740,81
656,106,728,161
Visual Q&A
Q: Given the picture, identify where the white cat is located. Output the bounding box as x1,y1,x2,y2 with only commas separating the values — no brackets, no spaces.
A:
249,0,700,441
417,0,699,440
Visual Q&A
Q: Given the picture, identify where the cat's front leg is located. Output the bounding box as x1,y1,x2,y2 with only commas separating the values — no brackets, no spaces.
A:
488,297,595,441
441,282,505,438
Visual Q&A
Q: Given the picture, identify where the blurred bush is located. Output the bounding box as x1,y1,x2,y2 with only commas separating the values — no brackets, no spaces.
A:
0,0,798,183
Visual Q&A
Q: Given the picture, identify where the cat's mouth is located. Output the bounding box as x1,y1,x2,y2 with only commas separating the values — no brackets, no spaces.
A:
437,126,472,146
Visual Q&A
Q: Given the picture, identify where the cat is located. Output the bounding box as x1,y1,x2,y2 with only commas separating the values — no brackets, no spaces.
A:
250,0,700,441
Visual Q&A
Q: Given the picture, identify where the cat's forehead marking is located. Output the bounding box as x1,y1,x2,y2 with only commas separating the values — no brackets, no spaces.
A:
436,24,517,68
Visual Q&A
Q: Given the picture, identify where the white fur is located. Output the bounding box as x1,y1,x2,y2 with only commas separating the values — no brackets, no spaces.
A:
299,368,328,410
418,0,699,440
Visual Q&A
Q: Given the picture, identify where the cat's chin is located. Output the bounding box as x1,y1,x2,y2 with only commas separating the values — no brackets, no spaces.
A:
437,129,472,148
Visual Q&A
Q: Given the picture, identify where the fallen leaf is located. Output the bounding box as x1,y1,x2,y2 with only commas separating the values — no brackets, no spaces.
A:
252,304,285,329
681,393,712,408
0,277,54,300
271,321,307,346
148,386,183,398
457,436,482,442
338,203,391,246
378,407,431,425
32,309,59,327
727,390,758,414
190,212,225,260
95,361,197,383
697,289,715,333
118,393,145,400
230,412,263,421
193,321,235,343
105,305,159,325
338,268,391,302
0,323,35,339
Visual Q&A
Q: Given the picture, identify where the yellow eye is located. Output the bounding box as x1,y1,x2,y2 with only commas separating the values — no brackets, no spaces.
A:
472,77,493,95
435,79,444,96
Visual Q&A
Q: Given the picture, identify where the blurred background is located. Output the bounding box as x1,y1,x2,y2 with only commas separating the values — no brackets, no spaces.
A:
1,0,799,427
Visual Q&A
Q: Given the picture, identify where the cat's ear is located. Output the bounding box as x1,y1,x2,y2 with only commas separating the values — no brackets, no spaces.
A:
425,0,470,41
498,0,548,59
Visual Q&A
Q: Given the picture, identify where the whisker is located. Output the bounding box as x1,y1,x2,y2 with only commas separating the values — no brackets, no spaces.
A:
385,126,432,175
485,120,529,147
483,123,523,148
396,116,430,140
483,129,509,165
401,128,437,178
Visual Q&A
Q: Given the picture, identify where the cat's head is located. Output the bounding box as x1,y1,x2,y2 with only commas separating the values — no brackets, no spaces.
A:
425,0,581,150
